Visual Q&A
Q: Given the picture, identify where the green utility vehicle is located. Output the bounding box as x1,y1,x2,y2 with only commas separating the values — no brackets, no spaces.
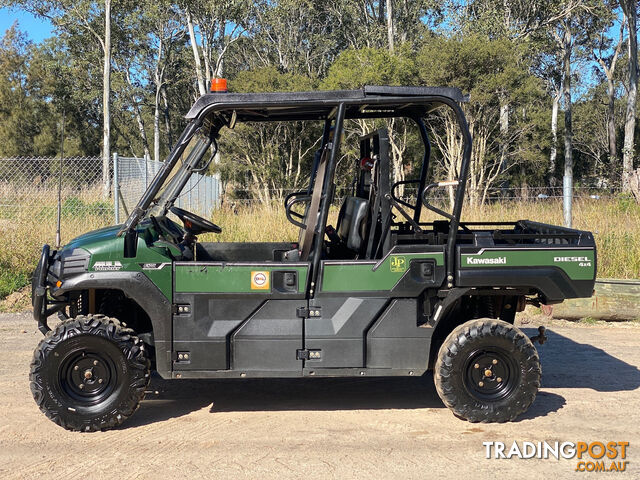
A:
31,85,596,431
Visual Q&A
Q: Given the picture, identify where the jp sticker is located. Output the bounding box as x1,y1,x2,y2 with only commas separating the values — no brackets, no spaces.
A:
390,256,407,273
251,271,270,290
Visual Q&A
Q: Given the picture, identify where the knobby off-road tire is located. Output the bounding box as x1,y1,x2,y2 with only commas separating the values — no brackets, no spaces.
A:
434,319,541,423
30,315,150,432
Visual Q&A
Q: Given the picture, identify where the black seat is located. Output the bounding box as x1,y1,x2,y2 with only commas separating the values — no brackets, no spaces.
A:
336,196,369,252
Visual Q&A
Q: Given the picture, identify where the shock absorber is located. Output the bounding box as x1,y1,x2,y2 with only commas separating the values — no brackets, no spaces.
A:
486,297,495,318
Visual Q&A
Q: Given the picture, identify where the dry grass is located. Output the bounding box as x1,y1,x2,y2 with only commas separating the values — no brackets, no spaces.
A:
1,196,638,309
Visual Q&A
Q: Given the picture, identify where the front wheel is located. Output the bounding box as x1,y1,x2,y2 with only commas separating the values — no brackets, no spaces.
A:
434,319,541,423
30,315,150,431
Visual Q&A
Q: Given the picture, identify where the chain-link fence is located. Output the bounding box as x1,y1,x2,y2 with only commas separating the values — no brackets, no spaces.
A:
0,155,221,244
0,154,626,234
224,185,623,206
113,154,221,223
0,156,111,241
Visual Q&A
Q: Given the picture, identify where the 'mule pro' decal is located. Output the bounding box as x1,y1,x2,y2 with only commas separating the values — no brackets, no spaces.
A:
93,261,123,271
251,271,270,290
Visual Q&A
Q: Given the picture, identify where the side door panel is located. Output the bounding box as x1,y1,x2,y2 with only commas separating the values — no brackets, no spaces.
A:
173,261,309,372
305,246,445,370
304,297,388,368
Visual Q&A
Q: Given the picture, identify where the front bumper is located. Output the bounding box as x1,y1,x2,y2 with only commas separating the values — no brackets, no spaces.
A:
32,245,67,334
32,245,51,334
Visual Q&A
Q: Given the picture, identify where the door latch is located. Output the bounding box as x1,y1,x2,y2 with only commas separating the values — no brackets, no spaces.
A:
296,349,322,360
296,306,322,318
173,304,191,315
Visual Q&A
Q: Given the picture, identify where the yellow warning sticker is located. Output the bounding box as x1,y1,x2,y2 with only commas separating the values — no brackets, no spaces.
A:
390,256,407,273
251,271,270,290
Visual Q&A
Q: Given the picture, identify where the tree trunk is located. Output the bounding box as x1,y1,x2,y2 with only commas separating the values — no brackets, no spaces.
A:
153,37,163,163
562,22,573,228
102,0,112,198
606,75,617,169
622,1,637,192
202,36,212,86
186,9,206,96
215,21,226,77
161,85,172,150
386,0,394,52
599,19,624,176
154,87,161,163
125,70,150,160
133,101,151,160
549,87,561,187
499,96,509,174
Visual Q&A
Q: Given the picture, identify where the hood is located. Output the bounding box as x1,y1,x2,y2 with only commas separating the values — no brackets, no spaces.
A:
62,224,124,253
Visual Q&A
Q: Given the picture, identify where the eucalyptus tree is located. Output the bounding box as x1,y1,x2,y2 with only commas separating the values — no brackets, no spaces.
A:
181,0,250,98
1,0,117,196
0,25,40,157
620,0,638,192
416,35,547,206
129,0,186,161
240,0,345,78
584,3,625,175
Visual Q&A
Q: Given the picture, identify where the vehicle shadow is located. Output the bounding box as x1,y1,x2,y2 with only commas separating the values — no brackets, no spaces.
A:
122,328,638,429
521,328,640,392
123,375,442,429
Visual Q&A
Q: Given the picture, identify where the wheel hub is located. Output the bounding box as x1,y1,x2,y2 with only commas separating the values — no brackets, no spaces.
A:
62,352,114,403
464,349,518,401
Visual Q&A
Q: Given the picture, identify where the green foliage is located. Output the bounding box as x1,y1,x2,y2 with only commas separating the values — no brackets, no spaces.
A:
61,197,112,217
322,46,417,89
0,261,28,299
615,193,640,214
231,66,316,93
580,316,599,325
0,0,635,196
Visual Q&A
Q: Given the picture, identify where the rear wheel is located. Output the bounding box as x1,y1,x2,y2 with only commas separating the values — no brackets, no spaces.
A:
434,319,540,423
30,315,150,431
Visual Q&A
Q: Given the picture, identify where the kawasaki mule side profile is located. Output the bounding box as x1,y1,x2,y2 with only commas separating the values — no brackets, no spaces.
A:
31,85,596,431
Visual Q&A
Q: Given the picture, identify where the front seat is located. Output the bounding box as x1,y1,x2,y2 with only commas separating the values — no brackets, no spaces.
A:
336,196,369,252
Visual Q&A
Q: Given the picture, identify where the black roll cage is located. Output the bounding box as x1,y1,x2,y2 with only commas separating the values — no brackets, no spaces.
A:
120,86,472,284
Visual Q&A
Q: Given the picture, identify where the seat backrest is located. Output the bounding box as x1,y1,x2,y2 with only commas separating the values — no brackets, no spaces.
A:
337,196,369,251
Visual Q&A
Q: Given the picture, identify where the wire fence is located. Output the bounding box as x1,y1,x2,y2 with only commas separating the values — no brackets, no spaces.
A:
0,154,628,242
0,155,221,240
113,154,221,223
0,156,111,229
224,184,625,206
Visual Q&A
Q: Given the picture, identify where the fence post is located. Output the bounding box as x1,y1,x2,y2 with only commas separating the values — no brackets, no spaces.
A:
113,152,120,224
204,176,209,216
563,173,572,228
215,174,220,207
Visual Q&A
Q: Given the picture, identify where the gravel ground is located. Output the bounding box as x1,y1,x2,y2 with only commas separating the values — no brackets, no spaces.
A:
0,312,638,480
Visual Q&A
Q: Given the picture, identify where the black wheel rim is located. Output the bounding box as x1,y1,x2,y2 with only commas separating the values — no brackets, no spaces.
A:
463,347,520,401
58,349,118,406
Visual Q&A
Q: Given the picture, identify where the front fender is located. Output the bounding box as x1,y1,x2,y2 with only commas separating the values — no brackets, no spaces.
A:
56,271,172,377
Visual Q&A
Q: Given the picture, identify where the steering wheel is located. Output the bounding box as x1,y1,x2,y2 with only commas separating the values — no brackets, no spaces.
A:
169,206,222,235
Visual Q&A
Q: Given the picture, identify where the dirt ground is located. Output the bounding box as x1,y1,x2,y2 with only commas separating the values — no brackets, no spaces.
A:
0,312,638,480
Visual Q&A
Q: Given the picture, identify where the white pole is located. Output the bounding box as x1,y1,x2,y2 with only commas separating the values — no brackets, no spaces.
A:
113,152,120,224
